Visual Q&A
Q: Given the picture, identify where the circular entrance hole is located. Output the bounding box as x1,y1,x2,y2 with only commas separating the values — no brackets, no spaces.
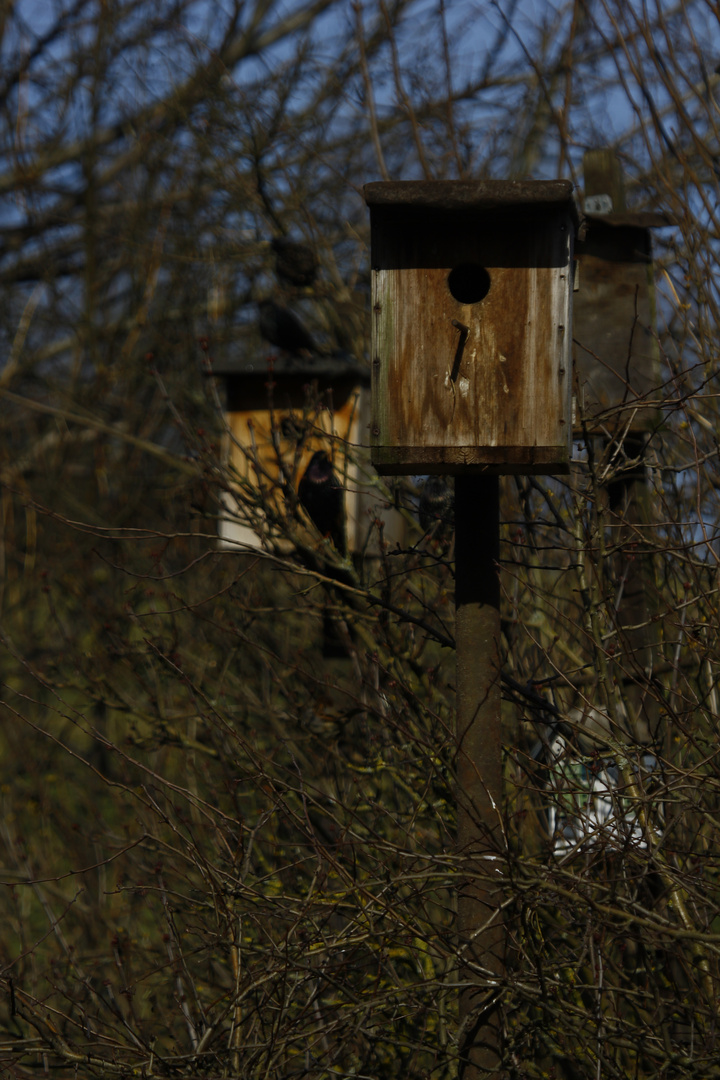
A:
447,263,491,305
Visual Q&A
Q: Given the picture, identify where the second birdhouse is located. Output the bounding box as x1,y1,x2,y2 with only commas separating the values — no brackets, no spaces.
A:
364,180,579,474
573,149,672,435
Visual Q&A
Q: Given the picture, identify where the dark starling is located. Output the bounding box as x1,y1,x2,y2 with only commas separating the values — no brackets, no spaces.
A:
298,450,346,556
418,476,455,537
258,298,318,354
271,237,318,288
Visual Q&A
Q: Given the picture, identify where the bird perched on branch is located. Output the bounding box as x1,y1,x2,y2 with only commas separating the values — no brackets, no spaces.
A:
299,450,346,556
271,237,318,288
418,476,455,540
258,298,318,355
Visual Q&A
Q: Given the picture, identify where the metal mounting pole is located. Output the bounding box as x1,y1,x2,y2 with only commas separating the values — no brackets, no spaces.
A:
455,474,504,1078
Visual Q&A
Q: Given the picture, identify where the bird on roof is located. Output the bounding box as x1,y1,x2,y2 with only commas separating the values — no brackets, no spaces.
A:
271,237,318,288
258,298,318,355
418,476,455,540
298,450,346,556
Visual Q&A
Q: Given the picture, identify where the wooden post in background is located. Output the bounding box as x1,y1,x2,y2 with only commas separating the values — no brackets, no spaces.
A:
574,149,672,739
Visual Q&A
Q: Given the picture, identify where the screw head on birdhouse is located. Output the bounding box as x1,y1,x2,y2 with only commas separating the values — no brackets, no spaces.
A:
364,180,579,475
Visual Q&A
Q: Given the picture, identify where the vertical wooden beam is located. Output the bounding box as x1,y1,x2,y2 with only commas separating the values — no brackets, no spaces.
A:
580,145,660,739
607,436,659,737
455,475,504,1078
583,148,626,212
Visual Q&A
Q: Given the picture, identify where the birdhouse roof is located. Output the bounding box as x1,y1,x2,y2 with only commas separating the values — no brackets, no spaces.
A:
364,179,580,228
583,210,676,228
207,351,369,384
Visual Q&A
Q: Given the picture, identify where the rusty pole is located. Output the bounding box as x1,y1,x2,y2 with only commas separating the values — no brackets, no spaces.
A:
455,474,504,1078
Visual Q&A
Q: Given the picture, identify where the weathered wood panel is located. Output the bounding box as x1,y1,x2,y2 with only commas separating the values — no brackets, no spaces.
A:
369,204,574,474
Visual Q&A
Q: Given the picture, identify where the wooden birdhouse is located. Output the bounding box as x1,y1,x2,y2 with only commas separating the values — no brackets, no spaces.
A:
573,150,673,435
364,180,579,475
209,351,404,556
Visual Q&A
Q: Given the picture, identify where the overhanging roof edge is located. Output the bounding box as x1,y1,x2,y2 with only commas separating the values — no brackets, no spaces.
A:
363,179,579,227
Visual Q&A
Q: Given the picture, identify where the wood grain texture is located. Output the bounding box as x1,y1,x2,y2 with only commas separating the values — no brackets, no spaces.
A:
370,206,573,474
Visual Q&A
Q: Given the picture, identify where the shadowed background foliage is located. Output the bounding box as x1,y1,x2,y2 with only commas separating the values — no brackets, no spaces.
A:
1,0,720,1076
